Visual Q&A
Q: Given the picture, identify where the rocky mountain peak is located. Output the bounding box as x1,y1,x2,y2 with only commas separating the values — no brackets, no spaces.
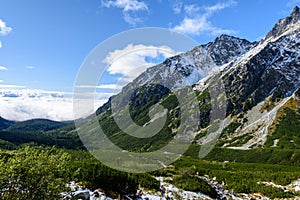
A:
215,34,239,41
291,6,300,19
202,34,253,66
119,34,254,97
265,6,300,40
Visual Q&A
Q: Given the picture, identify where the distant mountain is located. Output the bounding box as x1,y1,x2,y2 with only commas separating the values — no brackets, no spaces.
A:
0,117,68,132
0,116,15,130
5,118,67,132
0,117,83,149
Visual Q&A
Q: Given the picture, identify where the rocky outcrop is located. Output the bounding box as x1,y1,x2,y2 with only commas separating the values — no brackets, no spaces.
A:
265,6,300,40
202,34,253,66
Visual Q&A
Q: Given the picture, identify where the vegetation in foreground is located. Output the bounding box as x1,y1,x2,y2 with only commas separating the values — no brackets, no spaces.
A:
0,146,159,199
0,146,70,199
1,145,300,199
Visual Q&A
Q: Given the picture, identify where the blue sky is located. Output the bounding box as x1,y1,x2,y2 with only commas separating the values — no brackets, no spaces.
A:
0,0,299,121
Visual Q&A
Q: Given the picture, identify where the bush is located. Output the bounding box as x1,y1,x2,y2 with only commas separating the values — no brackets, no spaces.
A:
0,146,71,199
171,175,218,199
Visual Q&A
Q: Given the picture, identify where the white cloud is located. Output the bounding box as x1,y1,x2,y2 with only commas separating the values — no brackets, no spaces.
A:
25,66,35,69
172,17,210,35
101,0,148,26
103,44,176,82
123,12,143,26
172,1,183,14
0,66,8,71
0,19,12,48
0,80,3,83
204,1,236,13
171,0,237,36
102,0,148,11
0,88,112,121
184,4,200,15
0,19,12,36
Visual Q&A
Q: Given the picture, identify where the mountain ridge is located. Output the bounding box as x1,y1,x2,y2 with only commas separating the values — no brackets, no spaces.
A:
0,116,15,130
265,6,300,40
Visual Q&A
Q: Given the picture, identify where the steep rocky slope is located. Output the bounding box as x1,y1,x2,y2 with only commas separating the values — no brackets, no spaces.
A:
211,6,300,148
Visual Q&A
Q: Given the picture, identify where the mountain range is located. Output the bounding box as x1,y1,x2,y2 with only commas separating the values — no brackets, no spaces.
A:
0,6,300,154
90,6,300,153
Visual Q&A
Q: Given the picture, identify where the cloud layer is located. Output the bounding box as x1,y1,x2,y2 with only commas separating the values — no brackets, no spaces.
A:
0,89,112,121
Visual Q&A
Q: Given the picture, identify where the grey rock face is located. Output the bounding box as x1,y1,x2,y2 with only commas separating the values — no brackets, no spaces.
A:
222,7,300,114
202,34,253,66
265,6,300,40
